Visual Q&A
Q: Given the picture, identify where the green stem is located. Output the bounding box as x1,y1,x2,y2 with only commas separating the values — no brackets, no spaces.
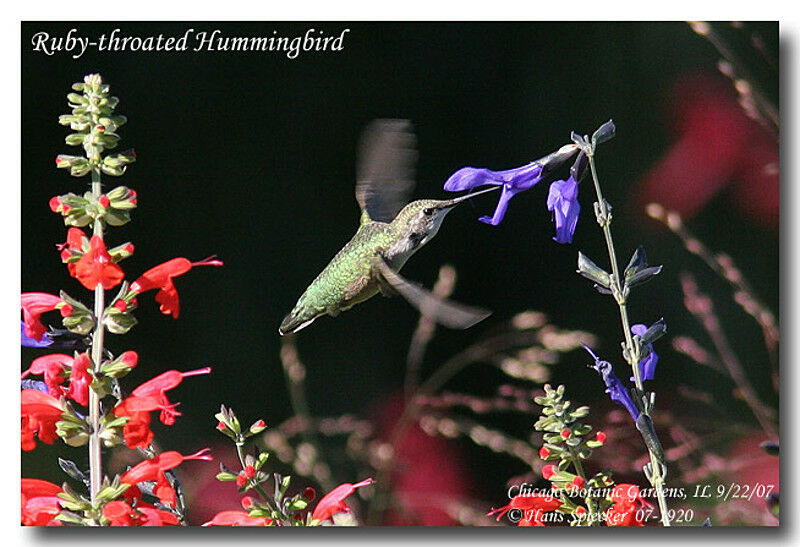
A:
568,447,597,526
587,154,670,526
235,441,285,523
88,166,104,505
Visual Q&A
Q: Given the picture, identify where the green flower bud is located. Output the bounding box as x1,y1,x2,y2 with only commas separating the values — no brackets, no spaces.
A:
65,133,86,146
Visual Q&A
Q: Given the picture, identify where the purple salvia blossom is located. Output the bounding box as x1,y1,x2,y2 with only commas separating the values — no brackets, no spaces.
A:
444,162,544,225
630,323,659,382
546,176,580,243
583,345,640,421
443,144,578,226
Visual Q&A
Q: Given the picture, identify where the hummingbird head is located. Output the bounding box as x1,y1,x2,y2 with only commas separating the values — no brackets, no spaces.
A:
389,186,500,254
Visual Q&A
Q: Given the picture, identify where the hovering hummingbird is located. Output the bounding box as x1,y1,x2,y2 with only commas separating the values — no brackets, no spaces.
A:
279,119,498,335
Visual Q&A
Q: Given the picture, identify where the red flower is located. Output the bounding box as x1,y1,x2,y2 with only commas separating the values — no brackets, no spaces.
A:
560,429,571,438
570,476,585,490
21,293,62,341
487,493,562,526
130,367,212,425
21,390,64,451
595,431,607,444
130,257,223,318
202,511,271,526
58,227,88,276
114,396,159,449
235,472,247,487
22,479,63,526
102,500,180,526
605,483,654,527
103,500,138,526
22,353,93,406
21,354,69,399
311,478,374,523
121,449,213,507
541,464,555,479
67,353,92,406
74,235,125,290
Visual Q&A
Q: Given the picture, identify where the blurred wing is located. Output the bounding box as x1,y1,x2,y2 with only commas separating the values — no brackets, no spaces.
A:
374,257,491,329
355,119,417,223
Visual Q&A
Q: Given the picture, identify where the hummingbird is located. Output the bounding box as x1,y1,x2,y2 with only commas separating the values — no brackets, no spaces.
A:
279,119,498,335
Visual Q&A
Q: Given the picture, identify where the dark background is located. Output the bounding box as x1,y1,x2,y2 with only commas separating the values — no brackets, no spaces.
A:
21,21,779,515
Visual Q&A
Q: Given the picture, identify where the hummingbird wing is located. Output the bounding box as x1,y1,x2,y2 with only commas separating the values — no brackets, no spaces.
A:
374,257,491,329
355,119,418,223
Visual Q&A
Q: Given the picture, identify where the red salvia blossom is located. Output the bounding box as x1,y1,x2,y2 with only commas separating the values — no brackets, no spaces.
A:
202,511,272,526
57,227,87,276
311,478,375,523
114,396,160,449
21,354,70,399
605,483,654,527
21,293,62,341
74,235,125,290
121,449,213,507
21,353,93,406
21,478,63,526
21,390,64,451
67,353,92,406
487,493,562,526
129,367,212,426
102,500,180,526
129,257,223,318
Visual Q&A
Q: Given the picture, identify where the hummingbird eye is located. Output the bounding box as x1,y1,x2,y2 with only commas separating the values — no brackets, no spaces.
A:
423,207,434,216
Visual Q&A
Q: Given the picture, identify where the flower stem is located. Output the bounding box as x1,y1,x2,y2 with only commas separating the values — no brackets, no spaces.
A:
567,446,597,526
586,154,671,526
234,441,285,522
88,166,105,504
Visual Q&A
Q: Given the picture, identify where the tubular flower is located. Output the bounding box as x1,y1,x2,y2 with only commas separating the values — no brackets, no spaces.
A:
102,500,181,526
129,257,223,318
202,511,272,526
21,389,64,451
21,293,63,341
631,323,659,382
444,162,544,225
121,449,213,507
74,235,125,290
66,353,92,406
57,227,88,277
311,478,375,523
443,144,578,226
21,354,70,399
130,367,212,426
21,478,63,526
584,346,640,421
546,175,580,244
487,493,562,526
114,396,159,449
605,484,654,527
21,353,93,406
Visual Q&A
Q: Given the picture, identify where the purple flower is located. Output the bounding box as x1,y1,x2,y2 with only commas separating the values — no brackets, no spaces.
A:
443,144,579,226
21,321,55,348
546,175,580,243
444,162,543,225
584,345,640,421
21,379,49,393
630,323,659,382
21,320,88,350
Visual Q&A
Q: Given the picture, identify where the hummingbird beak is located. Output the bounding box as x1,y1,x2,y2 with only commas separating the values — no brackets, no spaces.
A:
435,185,501,210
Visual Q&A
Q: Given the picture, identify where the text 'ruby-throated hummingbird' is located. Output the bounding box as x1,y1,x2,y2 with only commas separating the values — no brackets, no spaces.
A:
279,119,498,335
